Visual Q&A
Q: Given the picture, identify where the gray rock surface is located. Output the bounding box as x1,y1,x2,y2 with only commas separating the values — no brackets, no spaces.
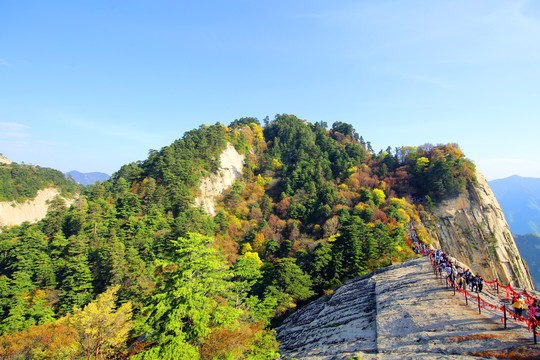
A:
277,257,540,360
429,169,533,290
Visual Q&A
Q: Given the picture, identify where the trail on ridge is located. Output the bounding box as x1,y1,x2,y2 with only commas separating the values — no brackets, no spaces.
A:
277,257,540,360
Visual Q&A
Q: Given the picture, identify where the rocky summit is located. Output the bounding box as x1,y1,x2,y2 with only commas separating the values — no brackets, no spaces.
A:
276,257,540,360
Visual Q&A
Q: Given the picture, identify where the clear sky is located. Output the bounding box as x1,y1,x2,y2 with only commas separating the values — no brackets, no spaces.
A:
1,0,539,180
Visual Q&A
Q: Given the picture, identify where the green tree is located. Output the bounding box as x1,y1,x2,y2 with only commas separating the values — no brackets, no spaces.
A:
42,196,68,237
308,244,333,292
136,233,240,359
263,258,314,313
58,237,93,314
231,252,263,308
0,272,55,334
332,216,374,279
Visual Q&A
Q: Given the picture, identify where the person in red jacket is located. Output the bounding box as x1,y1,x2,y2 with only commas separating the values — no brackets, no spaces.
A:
530,299,540,323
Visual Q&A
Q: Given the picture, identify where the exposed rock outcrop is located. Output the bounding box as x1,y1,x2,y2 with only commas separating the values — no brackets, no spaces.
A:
194,143,245,216
0,188,74,227
0,154,11,165
277,257,538,360
427,169,533,290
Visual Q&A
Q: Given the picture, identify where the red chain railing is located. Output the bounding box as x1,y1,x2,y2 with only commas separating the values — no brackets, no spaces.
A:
424,249,539,344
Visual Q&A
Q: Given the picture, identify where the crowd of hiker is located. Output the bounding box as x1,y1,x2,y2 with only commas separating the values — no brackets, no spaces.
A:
412,243,485,292
412,240,540,325
430,249,485,293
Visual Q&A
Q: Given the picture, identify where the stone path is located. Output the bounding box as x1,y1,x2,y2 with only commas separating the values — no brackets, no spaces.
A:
276,257,540,359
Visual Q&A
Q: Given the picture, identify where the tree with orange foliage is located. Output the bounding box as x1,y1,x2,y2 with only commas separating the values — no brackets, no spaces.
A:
0,321,78,359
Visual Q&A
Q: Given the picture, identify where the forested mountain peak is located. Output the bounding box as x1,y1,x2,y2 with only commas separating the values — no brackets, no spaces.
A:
0,115,483,358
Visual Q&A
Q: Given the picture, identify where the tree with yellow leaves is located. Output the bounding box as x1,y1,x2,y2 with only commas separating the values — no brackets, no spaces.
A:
372,188,386,205
68,285,132,360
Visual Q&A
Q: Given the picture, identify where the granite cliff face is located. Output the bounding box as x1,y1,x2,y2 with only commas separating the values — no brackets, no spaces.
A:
194,143,245,216
427,169,533,290
0,188,74,227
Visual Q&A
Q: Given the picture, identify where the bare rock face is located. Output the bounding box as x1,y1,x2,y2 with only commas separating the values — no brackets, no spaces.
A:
428,169,533,290
0,188,73,227
276,257,537,360
194,143,245,216
0,155,11,165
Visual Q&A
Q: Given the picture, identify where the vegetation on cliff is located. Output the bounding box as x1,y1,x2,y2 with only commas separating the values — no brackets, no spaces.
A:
0,115,476,358
0,163,81,202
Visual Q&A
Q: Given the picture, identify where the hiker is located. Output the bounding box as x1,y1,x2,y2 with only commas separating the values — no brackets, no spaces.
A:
446,264,453,280
435,253,442,265
457,273,465,289
476,275,484,293
530,300,540,325
470,275,478,292
464,269,471,286
473,274,484,292
513,294,526,317
437,262,444,277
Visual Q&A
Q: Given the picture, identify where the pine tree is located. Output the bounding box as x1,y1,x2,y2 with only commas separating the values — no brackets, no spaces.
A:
136,233,240,359
58,236,93,314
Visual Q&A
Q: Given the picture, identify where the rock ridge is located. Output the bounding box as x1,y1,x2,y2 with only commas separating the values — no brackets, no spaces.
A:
276,257,537,360
429,168,533,290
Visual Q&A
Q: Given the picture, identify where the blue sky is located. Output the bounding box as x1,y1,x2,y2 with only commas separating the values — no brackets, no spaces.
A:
1,0,539,180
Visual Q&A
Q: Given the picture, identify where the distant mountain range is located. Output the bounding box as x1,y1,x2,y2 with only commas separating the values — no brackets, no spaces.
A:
489,175,540,290
514,233,540,290
65,170,110,186
489,175,540,236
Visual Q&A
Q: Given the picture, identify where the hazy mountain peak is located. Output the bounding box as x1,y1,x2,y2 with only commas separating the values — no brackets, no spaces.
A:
65,170,110,186
489,175,540,235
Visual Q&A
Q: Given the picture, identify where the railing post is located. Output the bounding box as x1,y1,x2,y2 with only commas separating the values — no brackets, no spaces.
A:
453,281,456,296
496,280,499,295
503,305,507,329
477,295,481,314
534,320,537,345
465,290,468,305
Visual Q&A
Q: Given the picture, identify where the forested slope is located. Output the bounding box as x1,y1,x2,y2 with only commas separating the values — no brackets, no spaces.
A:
0,115,477,359
0,162,80,202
